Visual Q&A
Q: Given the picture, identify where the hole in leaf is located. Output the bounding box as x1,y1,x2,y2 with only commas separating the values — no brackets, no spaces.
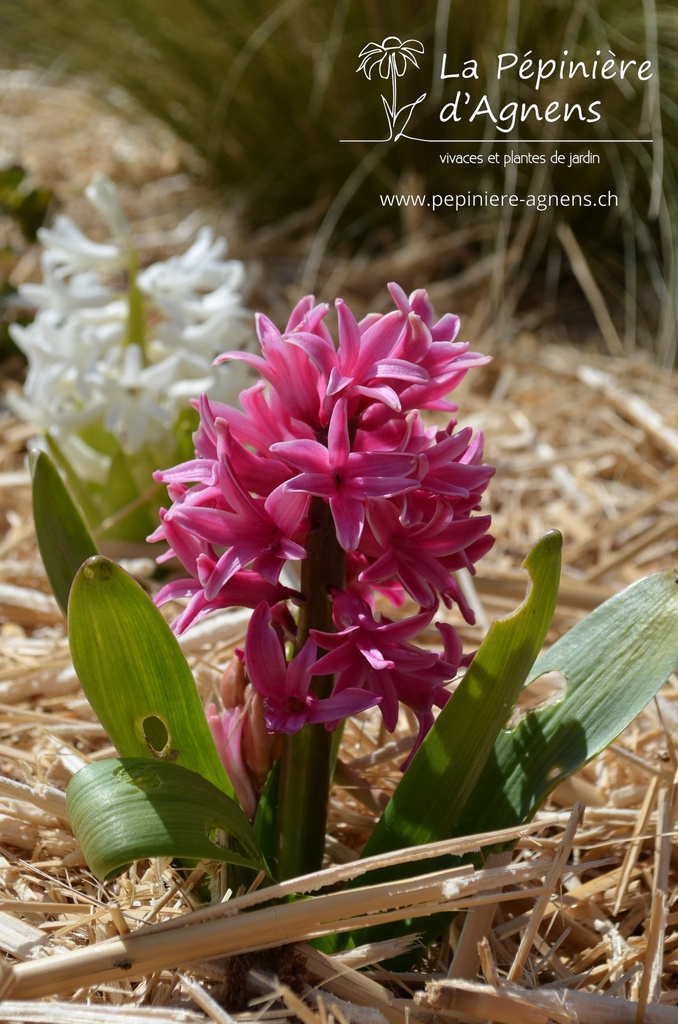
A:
547,765,564,782
82,556,112,582
506,670,568,730
113,763,161,791
207,825,228,851
143,715,170,755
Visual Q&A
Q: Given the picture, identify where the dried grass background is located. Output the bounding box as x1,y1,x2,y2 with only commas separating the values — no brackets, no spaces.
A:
0,73,677,1023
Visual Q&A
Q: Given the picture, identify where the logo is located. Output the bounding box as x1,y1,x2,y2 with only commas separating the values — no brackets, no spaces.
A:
355,36,427,141
343,36,653,145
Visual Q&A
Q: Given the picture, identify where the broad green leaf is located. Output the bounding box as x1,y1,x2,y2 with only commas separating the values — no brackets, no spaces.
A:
44,432,101,529
173,404,200,462
360,530,563,870
67,758,266,880
30,449,98,617
68,555,234,798
455,568,678,835
78,421,120,457
344,561,678,961
332,530,561,955
101,448,158,541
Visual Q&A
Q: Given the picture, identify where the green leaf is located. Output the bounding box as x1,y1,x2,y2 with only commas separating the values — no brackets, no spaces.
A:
67,758,266,880
44,432,102,529
360,530,563,870
331,530,561,956
30,450,98,617
343,557,678,962
172,404,200,462
68,555,234,798
456,568,678,835
100,448,158,541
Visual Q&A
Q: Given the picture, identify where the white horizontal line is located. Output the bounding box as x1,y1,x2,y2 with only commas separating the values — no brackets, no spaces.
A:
340,138,653,144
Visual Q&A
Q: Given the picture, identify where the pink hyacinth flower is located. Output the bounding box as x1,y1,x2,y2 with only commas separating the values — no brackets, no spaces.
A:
270,397,421,550
310,592,446,731
245,601,380,733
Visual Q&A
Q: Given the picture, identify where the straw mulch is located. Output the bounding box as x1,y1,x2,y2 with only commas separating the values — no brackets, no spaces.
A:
1,70,678,1024
1,339,677,1024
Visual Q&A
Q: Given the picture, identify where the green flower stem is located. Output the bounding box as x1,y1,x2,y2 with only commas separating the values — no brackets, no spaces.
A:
275,496,345,880
125,246,146,357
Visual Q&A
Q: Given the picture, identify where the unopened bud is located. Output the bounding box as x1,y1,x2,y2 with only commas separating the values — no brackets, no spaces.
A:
244,691,280,781
220,654,247,708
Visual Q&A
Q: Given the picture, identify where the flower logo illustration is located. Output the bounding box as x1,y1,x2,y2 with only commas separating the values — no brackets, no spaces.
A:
357,36,427,141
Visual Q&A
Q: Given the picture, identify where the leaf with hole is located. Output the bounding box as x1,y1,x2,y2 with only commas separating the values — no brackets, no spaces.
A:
360,529,563,872
455,567,678,836
326,531,561,954
342,555,678,960
68,555,234,798
67,758,266,880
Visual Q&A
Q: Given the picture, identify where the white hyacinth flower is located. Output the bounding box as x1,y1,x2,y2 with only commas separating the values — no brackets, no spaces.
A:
94,344,175,448
85,174,134,243
20,258,116,315
37,215,126,272
137,227,251,362
10,175,253,542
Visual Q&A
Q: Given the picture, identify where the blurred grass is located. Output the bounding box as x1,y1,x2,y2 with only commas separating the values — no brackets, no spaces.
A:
0,0,676,360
